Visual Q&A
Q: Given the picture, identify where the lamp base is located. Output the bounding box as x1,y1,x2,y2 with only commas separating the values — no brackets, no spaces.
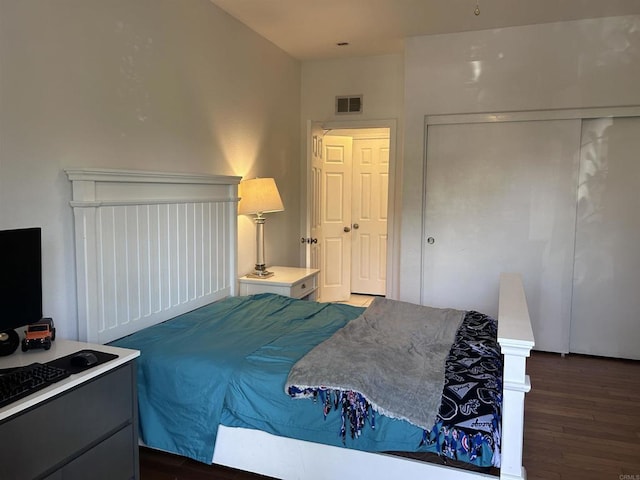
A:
246,271,274,279
246,265,274,279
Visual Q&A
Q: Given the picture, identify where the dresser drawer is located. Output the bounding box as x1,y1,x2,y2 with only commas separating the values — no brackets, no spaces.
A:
61,425,136,480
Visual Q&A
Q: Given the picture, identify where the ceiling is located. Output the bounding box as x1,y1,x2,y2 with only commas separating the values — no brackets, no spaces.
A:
208,0,640,60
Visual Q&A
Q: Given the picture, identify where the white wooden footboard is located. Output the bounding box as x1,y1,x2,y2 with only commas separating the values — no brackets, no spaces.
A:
213,426,496,480
497,272,535,480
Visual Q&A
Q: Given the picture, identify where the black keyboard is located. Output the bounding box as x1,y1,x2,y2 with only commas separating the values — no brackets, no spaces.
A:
0,362,70,408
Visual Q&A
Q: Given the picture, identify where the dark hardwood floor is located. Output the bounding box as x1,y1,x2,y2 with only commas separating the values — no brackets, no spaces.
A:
139,447,276,480
524,351,640,480
139,351,640,480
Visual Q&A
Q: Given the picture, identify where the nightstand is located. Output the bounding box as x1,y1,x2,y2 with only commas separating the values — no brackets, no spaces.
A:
238,266,320,300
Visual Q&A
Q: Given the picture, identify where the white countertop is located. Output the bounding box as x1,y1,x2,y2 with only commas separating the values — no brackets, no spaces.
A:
0,339,139,421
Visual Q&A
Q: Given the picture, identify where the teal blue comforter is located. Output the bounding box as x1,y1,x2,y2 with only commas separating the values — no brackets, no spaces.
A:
111,294,495,466
111,294,366,462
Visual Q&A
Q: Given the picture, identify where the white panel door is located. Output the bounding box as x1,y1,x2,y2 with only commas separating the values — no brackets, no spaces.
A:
422,119,581,353
319,136,352,301
351,138,388,295
310,123,324,277
570,117,640,360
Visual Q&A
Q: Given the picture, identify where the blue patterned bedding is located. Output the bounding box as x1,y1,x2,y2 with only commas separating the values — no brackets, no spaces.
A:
428,310,502,466
111,294,502,468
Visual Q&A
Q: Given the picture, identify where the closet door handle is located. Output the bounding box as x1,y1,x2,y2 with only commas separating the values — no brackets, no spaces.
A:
343,226,351,233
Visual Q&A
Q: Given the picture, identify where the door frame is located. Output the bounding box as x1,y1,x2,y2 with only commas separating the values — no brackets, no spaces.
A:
303,118,399,299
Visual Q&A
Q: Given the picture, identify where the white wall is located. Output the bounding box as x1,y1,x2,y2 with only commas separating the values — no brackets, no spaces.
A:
301,54,404,122
300,54,404,295
0,0,301,340
400,15,640,302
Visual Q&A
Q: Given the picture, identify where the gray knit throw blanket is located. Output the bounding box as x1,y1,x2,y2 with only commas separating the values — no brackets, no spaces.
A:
286,297,465,430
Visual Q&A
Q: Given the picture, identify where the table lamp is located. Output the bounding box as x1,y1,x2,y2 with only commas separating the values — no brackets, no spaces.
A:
238,177,284,278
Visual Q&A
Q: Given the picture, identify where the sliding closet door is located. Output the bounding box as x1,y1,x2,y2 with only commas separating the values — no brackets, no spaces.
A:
422,119,581,353
570,117,640,360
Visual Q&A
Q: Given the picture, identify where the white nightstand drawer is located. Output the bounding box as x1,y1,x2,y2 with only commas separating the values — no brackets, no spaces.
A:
291,277,317,299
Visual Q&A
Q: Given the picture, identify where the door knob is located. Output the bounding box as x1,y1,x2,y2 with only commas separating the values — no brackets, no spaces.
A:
353,223,359,229
344,226,351,232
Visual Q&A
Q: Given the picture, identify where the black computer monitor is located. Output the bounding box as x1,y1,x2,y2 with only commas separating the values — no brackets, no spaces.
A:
0,228,43,346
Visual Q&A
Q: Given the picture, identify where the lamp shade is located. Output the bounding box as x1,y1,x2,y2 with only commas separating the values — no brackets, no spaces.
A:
238,177,284,215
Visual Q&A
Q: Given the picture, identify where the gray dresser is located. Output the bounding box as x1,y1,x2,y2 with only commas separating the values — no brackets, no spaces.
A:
0,340,140,480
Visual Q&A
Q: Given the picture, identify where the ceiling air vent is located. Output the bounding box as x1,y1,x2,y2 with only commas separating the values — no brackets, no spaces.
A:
335,95,363,115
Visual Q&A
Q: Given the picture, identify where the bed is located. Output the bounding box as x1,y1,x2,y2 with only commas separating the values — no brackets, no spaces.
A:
65,168,535,480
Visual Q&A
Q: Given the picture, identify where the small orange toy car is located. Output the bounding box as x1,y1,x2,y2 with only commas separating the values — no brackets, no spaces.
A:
22,317,56,351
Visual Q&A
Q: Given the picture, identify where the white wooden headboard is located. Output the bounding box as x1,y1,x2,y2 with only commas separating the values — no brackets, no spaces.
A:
65,168,241,344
